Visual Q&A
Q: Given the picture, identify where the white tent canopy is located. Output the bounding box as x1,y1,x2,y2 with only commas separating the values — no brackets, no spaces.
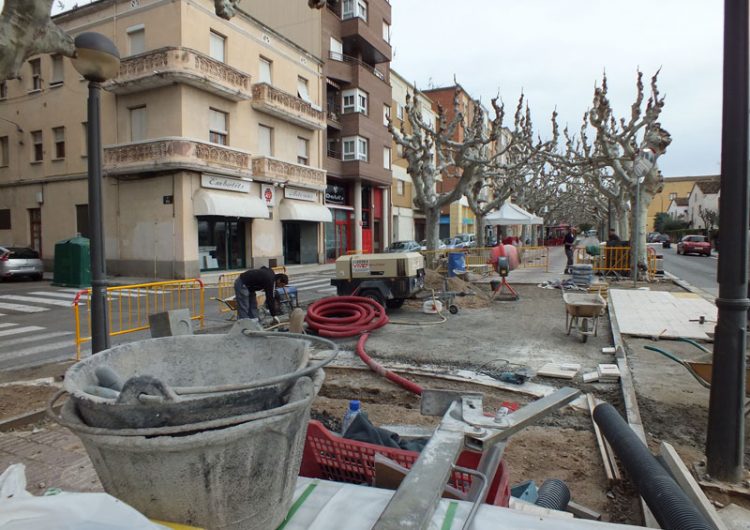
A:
484,202,543,226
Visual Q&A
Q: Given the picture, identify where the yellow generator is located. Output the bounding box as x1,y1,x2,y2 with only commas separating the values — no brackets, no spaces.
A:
331,252,425,309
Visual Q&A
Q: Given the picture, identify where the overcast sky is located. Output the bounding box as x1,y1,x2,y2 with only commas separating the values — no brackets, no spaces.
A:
390,0,724,178
25,0,725,177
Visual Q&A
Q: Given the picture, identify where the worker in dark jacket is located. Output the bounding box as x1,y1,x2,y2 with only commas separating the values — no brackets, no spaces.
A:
233,267,289,320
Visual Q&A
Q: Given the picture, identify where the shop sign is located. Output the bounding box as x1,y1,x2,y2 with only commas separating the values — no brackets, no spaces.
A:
325,184,346,204
201,174,250,193
284,187,316,202
261,184,275,207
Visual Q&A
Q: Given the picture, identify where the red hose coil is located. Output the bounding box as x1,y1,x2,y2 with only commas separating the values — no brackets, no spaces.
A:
306,296,423,395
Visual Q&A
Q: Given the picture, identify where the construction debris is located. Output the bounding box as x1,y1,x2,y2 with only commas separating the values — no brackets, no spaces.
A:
597,364,621,382
537,363,581,379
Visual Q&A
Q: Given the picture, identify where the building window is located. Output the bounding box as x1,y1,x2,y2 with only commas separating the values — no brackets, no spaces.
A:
259,57,272,84
130,106,147,142
383,105,390,126
0,81,6,99
50,54,64,86
30,59,42,91
383,147,391,170
329,37,343,60
0,209,10,230
76,204,89,238
343,0,367,21
396,103,404,120
297,137,309,165
396,180,404,196
258,125,273,156
297,76,310,103
209,109,228,145
343,135,368,161
669,192,677,201
53,127,65,159
81,122,88,156
127,25,145,55
31,131,43,161
0,136,8,167
342,88,367,114
209,30,226,62
382,20,391,43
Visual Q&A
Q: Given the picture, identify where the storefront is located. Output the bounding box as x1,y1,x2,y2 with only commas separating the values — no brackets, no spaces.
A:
278,187,331,264
194,174,269,272
325,183,352,262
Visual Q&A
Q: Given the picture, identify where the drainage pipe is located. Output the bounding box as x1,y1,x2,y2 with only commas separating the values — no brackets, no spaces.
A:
593,403,713,530
535,479,570,511
306,297,423,396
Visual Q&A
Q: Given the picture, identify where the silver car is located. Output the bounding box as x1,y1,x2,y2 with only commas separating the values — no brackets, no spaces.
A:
0,246,44,280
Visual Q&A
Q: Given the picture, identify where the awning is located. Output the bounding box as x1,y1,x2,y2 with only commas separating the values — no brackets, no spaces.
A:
279,200,333,223
485,202,543,226
193,189,269,218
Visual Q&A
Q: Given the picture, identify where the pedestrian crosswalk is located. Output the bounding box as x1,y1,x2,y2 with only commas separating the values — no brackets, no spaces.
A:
0,288,78,313
0,322,75,369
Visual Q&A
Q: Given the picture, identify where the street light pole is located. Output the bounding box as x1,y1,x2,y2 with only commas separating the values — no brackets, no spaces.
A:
706,0,749,482
71,33,120,354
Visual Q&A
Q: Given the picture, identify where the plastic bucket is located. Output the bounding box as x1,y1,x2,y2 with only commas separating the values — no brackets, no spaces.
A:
64,332,335,429
52,371,322,530
447,252,466,277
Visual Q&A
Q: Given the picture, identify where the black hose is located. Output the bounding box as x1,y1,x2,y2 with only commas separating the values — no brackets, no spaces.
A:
593,403,713,530
535,479,570,511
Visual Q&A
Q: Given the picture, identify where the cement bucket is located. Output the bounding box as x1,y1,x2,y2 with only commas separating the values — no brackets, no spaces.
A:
51,371,322,530
64,332,336,429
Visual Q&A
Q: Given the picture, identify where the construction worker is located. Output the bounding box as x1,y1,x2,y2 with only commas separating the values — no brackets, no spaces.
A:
563,227,576,274
234,267,289,321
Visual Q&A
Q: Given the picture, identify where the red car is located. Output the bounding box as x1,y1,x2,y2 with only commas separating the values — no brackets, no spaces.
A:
677,235,711,256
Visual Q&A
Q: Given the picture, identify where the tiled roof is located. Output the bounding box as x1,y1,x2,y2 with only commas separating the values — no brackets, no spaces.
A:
696,180,721,194
673,197,689,206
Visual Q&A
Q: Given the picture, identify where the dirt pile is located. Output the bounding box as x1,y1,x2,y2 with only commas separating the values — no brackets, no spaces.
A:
419,269,493,309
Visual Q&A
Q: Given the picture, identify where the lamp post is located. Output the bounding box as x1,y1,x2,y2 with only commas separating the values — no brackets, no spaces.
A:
70,33,120,354
632,148,655,287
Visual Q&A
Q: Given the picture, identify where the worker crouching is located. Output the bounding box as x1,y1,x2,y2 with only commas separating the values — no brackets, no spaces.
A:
233,267,289,321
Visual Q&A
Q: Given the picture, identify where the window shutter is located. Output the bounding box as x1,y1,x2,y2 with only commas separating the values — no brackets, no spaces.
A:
330,38,343,60
297,77,310,102
258,125,272,156
259,58,272,84
130,107,147,141
128,28,145,55
210,31,225,62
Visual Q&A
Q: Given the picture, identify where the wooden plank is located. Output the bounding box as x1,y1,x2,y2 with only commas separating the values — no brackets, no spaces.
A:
566,500,602,521
587,393,614,483
659,442,729,530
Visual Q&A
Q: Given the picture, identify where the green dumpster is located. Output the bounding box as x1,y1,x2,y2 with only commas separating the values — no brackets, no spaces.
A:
52,236,91,288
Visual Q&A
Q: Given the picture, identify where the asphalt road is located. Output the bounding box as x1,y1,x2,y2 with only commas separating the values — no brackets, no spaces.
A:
650,243,718,296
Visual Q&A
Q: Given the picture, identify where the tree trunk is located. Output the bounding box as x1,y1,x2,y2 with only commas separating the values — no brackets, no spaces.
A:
633,188,654,267
476,215,486,247
424,207,442,268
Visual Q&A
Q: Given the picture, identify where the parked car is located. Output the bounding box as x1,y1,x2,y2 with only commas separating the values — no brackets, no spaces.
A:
0,246,44,280
386,240,421,253
647,232,662,243
420,239,446,251
677,235,711,256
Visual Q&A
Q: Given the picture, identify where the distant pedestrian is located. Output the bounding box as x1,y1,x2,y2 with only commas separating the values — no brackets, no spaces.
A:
608,229,621,243
233,267,289,321
563,227,576,274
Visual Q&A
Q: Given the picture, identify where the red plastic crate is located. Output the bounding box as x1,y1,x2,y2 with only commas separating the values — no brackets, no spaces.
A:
299,420,510,507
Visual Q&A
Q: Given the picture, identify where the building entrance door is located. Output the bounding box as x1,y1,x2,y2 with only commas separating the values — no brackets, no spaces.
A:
29,208,42,257
325,209,350,262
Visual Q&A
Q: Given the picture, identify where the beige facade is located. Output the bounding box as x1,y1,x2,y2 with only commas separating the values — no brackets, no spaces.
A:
0,0,328,278
646,175,717,231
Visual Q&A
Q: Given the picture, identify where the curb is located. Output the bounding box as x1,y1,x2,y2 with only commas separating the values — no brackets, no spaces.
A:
664,272,716,302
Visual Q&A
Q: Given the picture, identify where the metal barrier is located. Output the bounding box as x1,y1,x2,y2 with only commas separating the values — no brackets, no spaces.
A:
518,246,549,271
574,246,656,277
73,279,205,359
215,266,289,315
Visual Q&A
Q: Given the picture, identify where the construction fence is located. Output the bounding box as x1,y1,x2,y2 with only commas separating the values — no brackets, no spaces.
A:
420,246,549,274
574,246,657,277
73,279,204,358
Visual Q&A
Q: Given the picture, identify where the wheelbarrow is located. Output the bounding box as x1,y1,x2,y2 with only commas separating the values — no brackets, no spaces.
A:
562,292,607,343
645,337,750,399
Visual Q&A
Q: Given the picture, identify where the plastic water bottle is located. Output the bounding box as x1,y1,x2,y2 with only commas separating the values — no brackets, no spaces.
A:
342,400,361,435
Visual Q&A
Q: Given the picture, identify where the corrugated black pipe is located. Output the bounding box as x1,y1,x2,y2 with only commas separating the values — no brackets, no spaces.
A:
535,479,570,511
593,403,713,530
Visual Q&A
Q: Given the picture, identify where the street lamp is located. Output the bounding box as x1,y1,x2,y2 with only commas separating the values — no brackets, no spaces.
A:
632,148,655,287
71,32,120,354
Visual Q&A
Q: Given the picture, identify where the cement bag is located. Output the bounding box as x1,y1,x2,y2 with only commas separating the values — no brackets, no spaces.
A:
0,464,166,530
504,244,520,270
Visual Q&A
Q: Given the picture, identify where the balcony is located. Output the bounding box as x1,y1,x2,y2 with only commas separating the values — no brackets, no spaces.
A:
327,53,387,84
252,156,327,190
107,47,252,101
104,137,251,178
251,83,325,131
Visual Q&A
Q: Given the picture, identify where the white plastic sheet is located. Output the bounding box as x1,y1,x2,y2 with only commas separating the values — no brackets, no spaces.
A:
0,464,166,530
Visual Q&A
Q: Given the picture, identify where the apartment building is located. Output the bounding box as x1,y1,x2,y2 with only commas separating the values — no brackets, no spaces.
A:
646,175,718,231
421,84,479,239
245,0,393,258
0,0,329,278
390,70,436,243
